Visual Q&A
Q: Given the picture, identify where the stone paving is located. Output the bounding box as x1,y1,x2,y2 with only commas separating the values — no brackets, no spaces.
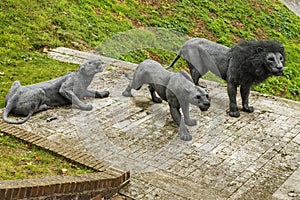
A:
7,47,300,199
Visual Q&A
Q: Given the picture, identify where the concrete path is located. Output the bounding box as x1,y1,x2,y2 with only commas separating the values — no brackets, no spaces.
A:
8,47,300,199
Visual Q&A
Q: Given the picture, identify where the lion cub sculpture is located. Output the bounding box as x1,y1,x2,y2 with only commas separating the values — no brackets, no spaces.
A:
122,59,210,141
3,59,109,124
168,38,285,117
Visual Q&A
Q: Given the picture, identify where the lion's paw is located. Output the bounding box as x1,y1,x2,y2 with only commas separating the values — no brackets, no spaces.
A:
229,111,240,117
185,119,197,126
243,106,254,113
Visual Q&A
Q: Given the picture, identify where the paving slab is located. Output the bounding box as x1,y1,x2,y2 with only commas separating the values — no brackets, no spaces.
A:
2,47,299,199
273,167,300,199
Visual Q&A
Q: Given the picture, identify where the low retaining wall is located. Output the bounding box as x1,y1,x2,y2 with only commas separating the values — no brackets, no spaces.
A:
0,121,130,200
0,171,129,199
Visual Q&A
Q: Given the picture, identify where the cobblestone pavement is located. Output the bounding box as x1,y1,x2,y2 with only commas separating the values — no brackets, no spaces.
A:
10,48,300,199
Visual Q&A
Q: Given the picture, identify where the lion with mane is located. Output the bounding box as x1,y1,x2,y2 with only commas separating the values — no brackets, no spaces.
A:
168,38,285,117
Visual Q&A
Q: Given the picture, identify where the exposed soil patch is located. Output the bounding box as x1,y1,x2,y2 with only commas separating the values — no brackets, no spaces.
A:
133,0,177,7
192,17,216,41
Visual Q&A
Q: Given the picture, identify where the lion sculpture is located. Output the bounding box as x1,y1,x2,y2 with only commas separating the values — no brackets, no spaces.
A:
3,59,109,124
168,38,285,117
122,59,210,141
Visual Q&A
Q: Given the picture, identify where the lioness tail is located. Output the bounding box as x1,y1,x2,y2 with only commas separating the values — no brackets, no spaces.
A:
2,103,33,124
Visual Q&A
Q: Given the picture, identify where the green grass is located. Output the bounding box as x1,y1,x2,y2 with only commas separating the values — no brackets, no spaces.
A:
0,132,94,180
0,0,299,179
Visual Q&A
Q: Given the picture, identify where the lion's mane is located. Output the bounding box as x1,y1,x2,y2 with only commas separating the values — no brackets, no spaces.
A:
229,40,286,84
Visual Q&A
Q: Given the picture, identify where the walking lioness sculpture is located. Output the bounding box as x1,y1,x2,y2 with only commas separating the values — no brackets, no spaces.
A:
3,59,109,124
122,59,210,141
168,38,285,117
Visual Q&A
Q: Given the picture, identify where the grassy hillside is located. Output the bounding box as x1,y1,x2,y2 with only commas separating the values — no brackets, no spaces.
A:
0,0,299,107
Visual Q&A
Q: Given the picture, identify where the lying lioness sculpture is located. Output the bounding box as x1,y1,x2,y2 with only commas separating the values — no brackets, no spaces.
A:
3,59,109,124
122,59,210,141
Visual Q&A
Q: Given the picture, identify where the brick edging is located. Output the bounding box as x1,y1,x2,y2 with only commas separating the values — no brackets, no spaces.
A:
0,121,108,171
0,171,130,199
0,120,130,199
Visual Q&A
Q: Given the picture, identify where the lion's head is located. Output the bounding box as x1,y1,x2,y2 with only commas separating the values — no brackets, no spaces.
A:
265,52,284,76
230,40,285,79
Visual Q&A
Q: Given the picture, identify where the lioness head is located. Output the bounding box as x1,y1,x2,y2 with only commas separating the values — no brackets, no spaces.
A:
189,86,210,111
80,59,103,75
265,52,284,76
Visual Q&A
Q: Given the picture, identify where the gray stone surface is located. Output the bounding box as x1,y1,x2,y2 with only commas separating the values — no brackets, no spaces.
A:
273,167,300,199
8,47,300,199
281,0,300,17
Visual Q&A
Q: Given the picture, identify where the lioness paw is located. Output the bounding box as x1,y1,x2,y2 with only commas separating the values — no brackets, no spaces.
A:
122,91,132,97
179,121,192,141
96,91,110,98
82,104,93,111
185,119,197,126
180,134,192,141
152,97,162,103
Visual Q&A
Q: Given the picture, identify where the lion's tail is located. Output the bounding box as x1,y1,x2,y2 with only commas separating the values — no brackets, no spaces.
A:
166,54,181,70
2,95,33,124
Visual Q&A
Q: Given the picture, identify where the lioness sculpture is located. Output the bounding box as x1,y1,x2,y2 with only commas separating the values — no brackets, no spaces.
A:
122,59,210,141
3,59,109,124
168,38,285,117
